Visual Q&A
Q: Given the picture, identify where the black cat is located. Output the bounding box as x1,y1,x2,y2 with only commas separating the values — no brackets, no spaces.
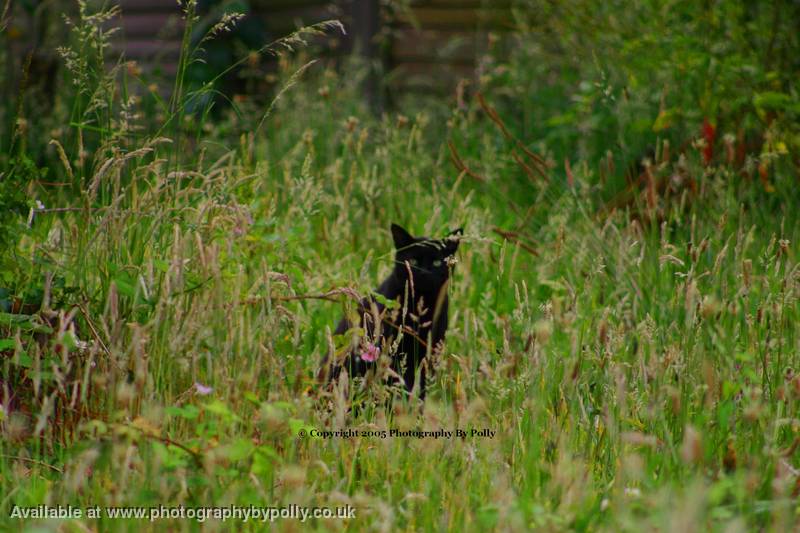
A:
319,223,462,402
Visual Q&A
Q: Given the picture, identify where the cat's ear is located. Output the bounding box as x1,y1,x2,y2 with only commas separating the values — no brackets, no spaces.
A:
391,223,414,250
445,228,463,254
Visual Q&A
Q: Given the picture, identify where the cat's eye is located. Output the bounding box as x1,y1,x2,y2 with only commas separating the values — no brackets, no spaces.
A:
432,259,443,267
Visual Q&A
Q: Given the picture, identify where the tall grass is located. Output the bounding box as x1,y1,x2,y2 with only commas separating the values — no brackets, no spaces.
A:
1,1,799,531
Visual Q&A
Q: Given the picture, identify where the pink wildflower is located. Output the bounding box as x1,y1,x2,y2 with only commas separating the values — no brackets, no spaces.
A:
194,382,213,395
361,344,380,363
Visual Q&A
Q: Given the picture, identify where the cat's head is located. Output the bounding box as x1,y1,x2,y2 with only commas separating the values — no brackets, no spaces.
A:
391,223,462,294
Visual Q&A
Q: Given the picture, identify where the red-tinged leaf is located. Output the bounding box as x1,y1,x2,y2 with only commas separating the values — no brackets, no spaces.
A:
702,118,716,165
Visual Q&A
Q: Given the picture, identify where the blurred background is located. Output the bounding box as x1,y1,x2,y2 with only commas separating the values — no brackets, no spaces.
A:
4,0,799,177
5,0,515,106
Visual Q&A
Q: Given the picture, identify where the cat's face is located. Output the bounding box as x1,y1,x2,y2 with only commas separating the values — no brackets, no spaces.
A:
391,223,462,294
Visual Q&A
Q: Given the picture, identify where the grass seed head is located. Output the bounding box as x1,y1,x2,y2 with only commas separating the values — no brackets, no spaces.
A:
681,425,702,465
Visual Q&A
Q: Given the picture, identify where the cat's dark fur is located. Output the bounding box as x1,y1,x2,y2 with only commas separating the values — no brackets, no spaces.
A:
319,223,462,401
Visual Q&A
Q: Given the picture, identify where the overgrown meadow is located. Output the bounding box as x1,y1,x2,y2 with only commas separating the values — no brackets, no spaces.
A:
1,1,800,531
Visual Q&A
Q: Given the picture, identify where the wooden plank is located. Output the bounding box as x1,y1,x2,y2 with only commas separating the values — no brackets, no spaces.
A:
118,0,179,13
254,0,331,9
395,7,514,29
387,61,475,89
391,28,485,64
111,13,184,39
408,0,514,7
258,5,340,34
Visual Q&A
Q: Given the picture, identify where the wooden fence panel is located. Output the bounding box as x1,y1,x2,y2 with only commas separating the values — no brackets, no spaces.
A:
105,0,515,100
387,1,513,97
112,1,183,75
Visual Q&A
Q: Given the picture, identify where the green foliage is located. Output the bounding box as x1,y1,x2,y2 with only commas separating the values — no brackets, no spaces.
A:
0,155,44,248
484,0,800,181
